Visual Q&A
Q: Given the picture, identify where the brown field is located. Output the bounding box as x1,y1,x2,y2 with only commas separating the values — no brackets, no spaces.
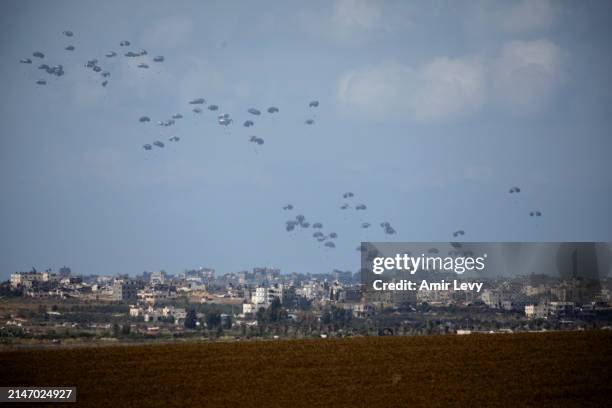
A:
1,331,611,407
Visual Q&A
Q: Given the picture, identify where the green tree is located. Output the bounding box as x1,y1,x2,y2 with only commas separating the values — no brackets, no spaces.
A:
265,298,287,323
206,311,221,329
256,307,267,327
223,314,233,329
184,309,197,329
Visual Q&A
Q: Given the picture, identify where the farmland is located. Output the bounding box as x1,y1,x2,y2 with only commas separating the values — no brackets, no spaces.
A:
1,331,611,407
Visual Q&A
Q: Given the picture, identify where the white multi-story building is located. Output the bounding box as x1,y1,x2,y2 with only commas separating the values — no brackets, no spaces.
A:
481,289,501,308
242,302,258,314
113,279,138,302
140,305,186,323
525,304,548,319
150,271,166,285
137,289,177,304
251,284,283,307
299,281,322,300
10,272,44,289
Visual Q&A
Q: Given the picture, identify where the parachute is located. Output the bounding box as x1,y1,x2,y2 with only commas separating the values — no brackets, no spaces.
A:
328,232,338,239
208,105,219,111
355,204,367,210
243,120,254,127
248,108,261,115
38,64,64,76
361,222,371,229
65,45,75,51
33,51,45,59
324,241,335,248
106,51,117,58
119,40,131,47
20,58,32,64
267,107,279,113
309,101,319,107
62,30,74,37
158,119,175,127
36,79,46,85
137,63,149,69
218,113,232,126
249,136,264,145
189,98,206,105
312,222,323,229
452,230,465,238
153,141,165,148
153,56,165,62
142,144,152,150
305,119,315,125
529,211,542,217
172,113,183,119
282,204,294,210
509,187,521,193
53,65,64,76
380,222,396,235
168,136,180,142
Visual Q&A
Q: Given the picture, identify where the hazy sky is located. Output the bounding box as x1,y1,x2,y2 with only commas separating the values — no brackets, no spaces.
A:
1,0,611,279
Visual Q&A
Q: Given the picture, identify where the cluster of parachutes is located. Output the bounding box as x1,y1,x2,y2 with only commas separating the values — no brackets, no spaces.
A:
282,206,340,249
137,97,319,152
19,30,166,90
281,191,402,254
20,34,320,152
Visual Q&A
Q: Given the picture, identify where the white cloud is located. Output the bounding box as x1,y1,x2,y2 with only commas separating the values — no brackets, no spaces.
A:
502,0,557,33
336,57,486,122
415,58,487,121
337,37,564,121
492,39,562,114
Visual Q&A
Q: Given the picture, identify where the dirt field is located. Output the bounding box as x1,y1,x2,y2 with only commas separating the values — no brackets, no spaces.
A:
1,331,610,407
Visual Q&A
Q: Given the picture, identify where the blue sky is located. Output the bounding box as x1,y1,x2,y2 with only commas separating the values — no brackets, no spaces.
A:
1,0,611,278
